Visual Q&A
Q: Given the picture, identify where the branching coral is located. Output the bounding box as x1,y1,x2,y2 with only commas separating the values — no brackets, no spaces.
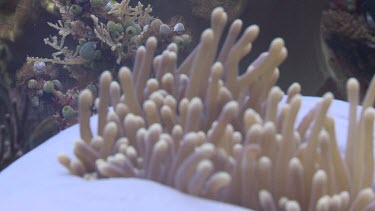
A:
21,61,89,130
27,0,191,69
22,0,192,131
58,7,375,210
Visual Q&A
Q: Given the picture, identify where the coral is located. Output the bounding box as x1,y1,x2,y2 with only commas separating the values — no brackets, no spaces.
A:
17,59,96,131
21,0,192,131
322,9,375,44
41,0,59,14
58,7,375,210
27,0,191,70
321,3,375,99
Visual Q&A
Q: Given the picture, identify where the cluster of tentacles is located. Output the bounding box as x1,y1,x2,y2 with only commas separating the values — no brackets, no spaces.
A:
58,7,375,211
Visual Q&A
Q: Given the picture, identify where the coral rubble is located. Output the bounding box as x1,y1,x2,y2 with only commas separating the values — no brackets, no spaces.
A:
59,7,375,210
322,9,375,45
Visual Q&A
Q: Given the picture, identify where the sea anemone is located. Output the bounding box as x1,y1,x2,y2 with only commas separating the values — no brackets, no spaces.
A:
58,7,375,210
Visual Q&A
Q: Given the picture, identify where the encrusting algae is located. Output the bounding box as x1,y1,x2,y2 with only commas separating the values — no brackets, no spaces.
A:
58,7,375,211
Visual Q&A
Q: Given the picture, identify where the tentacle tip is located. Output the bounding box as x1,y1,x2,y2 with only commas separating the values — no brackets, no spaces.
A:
347,77,360,91
211,7,228,27
270,37,285,50
146,36,158,49
322,92,334,101
364,107,375,120
137,45,146,53
57,153,71,165
79,89,93,104
119,66,130,73
101,70,112,80
233,19,243,27
201,29,215,44
249,24,260,34
168,51,177,60
211,7,225,18
167,42,178,52
224,101,239,114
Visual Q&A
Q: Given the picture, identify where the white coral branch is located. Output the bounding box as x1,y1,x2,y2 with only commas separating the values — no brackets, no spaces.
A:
90,15,116,49
26,56,86,65
108,0,131,19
